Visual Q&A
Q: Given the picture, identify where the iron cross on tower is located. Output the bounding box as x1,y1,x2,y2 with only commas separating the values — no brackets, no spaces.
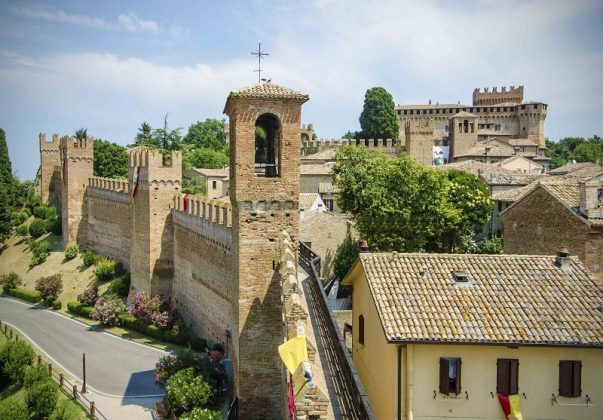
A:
251,42,269,83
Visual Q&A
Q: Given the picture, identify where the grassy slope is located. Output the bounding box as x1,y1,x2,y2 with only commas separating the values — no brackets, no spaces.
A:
0,231,190,353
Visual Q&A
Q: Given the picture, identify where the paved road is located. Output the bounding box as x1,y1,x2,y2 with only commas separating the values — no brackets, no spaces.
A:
0,296,167,397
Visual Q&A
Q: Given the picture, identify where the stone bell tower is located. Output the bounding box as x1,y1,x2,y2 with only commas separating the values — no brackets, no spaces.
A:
224,83,309,418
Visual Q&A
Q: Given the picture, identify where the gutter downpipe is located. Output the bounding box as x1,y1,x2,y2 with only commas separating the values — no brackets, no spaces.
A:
406,344,414,420
397,345,402,420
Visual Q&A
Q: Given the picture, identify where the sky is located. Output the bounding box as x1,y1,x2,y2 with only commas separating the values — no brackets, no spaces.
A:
1,0,602,180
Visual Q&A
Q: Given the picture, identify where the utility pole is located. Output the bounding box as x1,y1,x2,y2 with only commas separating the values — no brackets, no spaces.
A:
82,353,87,393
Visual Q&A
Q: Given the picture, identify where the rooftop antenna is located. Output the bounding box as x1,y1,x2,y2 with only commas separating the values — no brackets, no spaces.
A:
251,42,269,83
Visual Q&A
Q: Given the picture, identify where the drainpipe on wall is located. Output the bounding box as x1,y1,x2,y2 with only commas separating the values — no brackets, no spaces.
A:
397,345,402,420
406,344,414,420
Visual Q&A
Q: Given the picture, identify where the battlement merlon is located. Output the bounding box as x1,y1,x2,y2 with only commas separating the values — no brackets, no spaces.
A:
39,133,61,150
173,194,232,228
128,148,182,169
60,135,94,159
88,176,129,194
472,85,524,106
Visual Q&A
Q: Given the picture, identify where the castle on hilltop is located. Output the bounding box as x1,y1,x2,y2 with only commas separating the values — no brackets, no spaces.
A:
300,85,551,170
38,83,331,419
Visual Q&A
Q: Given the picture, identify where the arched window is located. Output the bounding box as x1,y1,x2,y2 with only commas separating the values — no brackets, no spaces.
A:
255,113,281,178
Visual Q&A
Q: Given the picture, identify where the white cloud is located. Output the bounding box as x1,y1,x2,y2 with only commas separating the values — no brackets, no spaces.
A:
117,12,160,34
10,5,115,30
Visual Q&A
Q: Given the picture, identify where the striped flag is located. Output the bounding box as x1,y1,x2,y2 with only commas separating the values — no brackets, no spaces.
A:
129,166,140,208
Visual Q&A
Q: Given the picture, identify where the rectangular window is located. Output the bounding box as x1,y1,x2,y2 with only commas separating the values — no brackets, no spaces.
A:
439,357,462,395
324,199,334,211
559,360,581,397
358,314,365,345
212,180,217,189
404,110,408,115
497,359,519,395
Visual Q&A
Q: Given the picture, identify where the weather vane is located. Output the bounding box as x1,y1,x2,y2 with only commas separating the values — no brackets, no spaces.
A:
251,42,269,83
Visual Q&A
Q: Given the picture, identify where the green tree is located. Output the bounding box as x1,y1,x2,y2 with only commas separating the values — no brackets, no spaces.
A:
183,119,226,151
94,140,129,178
342,130,360,140
572,139,603,163
358,87,400,140
154,114,182,151
183,148,229,171
332,236,359,280
333,147,492,252
133,122,160,148
74,127,87,140
0,129,13,242
0,340,35,383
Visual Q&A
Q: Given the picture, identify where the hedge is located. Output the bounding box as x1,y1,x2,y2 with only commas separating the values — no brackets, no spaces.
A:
67,303,206,351
51,300,62,310
7,288,42,303
118,313,206,351
66,301,94,318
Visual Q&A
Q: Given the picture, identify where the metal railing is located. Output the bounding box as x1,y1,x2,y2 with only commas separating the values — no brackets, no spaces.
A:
298,242,375,420
0,320,108,420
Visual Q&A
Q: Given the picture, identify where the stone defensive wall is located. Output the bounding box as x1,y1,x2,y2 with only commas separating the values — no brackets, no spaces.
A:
171,193,236,345
300,138,402,156
279,231,329,419
86,176,131,269
472,85,524,106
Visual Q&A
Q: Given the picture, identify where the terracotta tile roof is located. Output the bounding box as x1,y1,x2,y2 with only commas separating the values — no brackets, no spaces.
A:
541,183,581,208
299,193,322,211
301,149,339,161
300,164,333,175
508,138,538,147
549,162,603,175
454,144,514,158
438,160,541,185
189,167,229,177
452,111,477,118
353,253,603,346
491,184,535,202
227,83,309,101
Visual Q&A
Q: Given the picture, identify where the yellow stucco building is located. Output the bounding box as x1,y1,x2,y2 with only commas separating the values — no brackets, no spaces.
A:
342,251,603,420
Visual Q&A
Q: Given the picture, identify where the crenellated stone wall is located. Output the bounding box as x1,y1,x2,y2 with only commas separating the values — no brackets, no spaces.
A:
279,231,329,419
86,176,131,269
172,194,236,345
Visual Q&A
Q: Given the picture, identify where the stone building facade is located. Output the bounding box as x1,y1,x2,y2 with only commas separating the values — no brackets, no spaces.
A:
38,83,318,419
300,86,551,168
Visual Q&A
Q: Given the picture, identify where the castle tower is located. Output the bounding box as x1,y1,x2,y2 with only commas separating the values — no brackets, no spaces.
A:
405,118,436,166
224,83,309,418
60,136,94,244
450,111,478,161
517,102,548,148
129,148,181,297
39,133,61,206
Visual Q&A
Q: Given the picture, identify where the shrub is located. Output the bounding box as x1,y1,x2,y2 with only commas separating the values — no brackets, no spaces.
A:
0,272,22,292
48,399,82,420
478,236,504,254
94,257,117,281
92,294,125,326
35,274,63,304
24,364,52,388
118,314,206,351
7,288,42,303
109,273,130,297
29,218,47,238
0,399,29,420
180,408,222,420
67,301,94,318
51,300,62,310
155,349,198,384
77,286,99,306
30,240,51,266
64,243,79,260
332,235,359,280
0,340,35,383
81,250,99,267
12,211,28,226
16,224,29,237
33,205,50,219
25,380,59,419
128,291,176,328
167,368,212,414
46,216,62,236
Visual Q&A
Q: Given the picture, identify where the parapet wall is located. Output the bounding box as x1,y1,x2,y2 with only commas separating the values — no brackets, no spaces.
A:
301,138,402,156
280,231,329,419
86,176,131,269
473,85,524,106
172,193,235,345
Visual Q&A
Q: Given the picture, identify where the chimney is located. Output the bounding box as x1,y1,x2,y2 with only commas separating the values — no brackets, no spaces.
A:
555,247,571,268
359,240,370,253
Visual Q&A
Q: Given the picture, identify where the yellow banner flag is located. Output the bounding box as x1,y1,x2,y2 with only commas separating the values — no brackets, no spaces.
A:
509,394,523,420
278,336,308,374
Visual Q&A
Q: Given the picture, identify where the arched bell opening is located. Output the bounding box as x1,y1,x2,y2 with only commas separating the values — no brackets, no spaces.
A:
255,113,281,178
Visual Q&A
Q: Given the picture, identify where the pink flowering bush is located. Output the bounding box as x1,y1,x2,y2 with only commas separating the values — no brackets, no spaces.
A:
92,294,125,326
34,274,63,304
77,286,99,306
128,291,176,328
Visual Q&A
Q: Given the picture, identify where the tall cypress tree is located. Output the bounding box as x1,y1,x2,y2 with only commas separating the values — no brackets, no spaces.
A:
0,128,14,241
358,87,400,140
